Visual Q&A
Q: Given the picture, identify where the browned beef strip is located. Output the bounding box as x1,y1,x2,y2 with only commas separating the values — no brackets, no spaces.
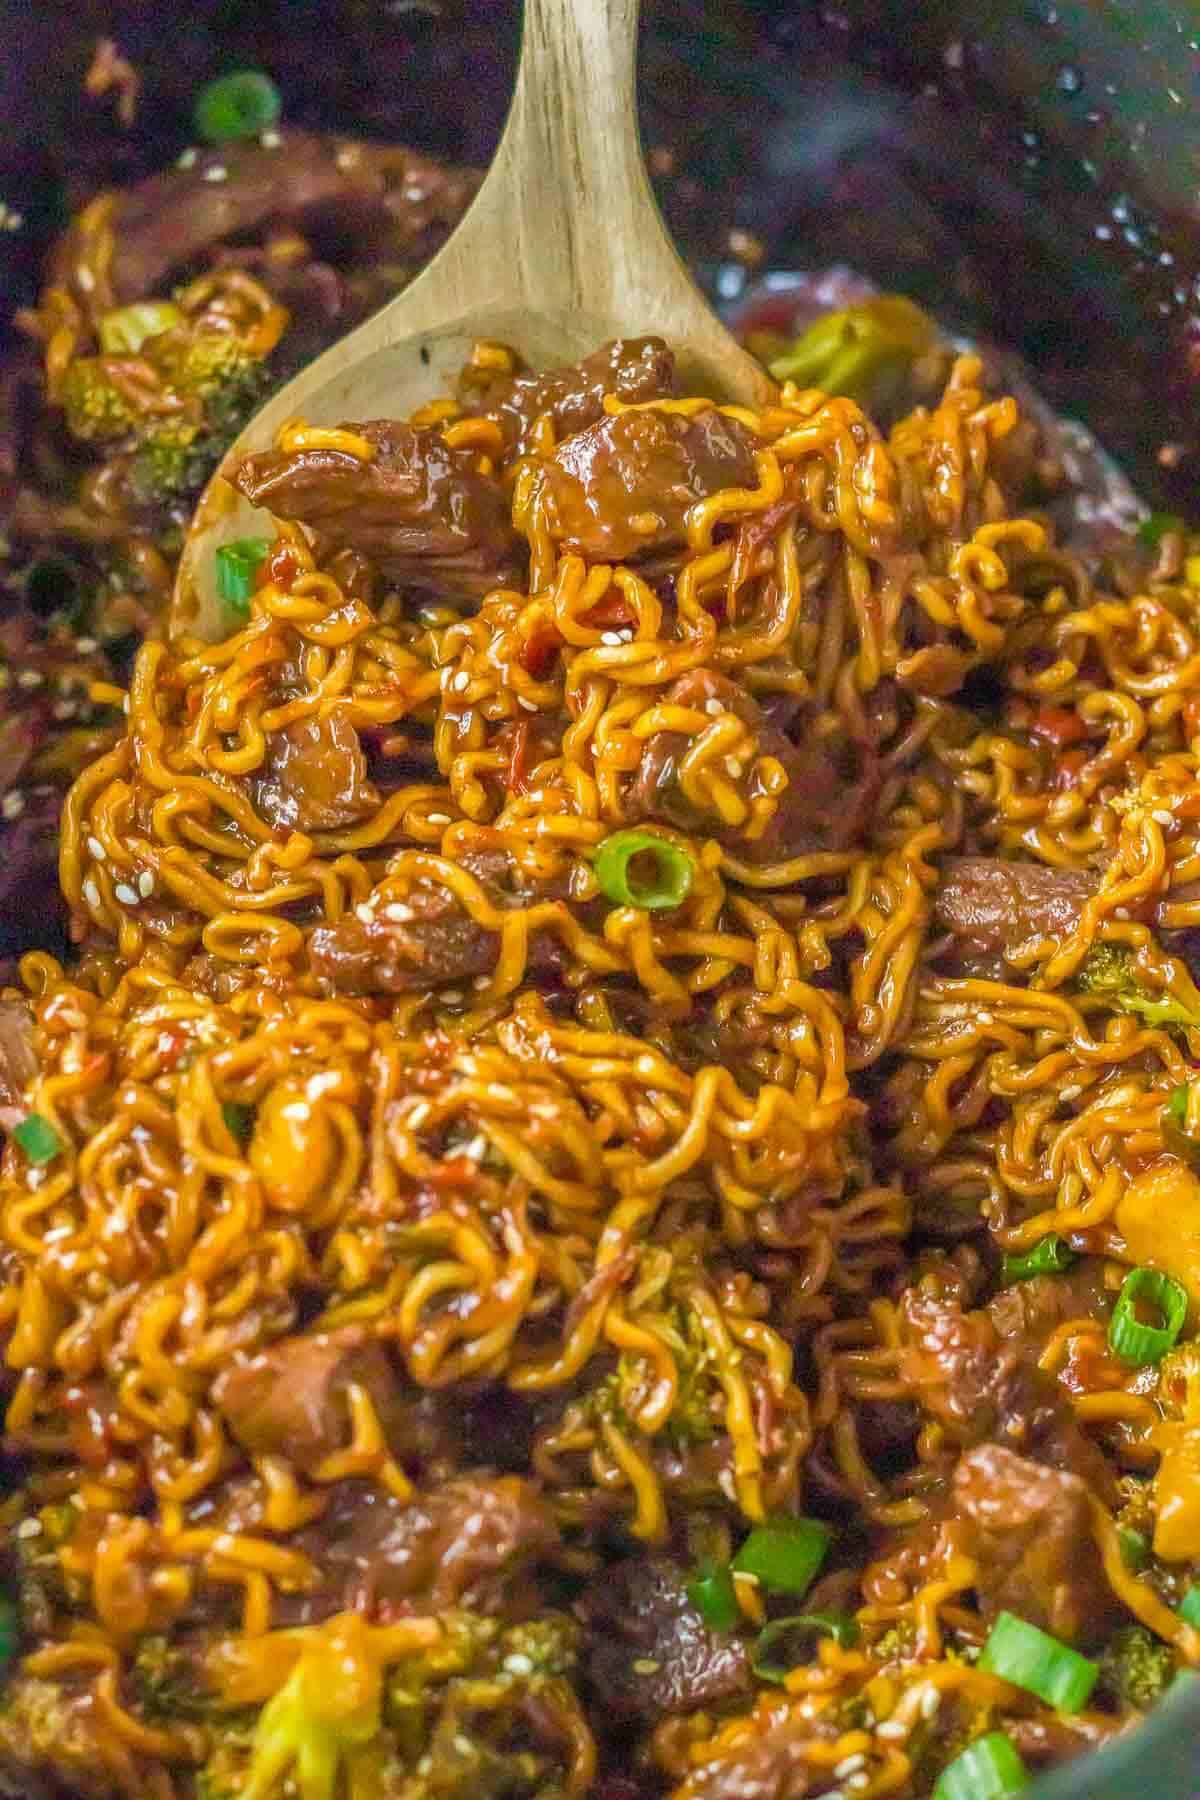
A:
987,1266,1113,1351
541,407,757,562
291,1473,559,1618
233,419,520,600
309,849,565,995
0,998,35,1134
459,337,677,455
628,669,877,862
211,1325,407,1476
255,711,379,834
578,1557,751,1721
49,132,480,306
933,856,1100,954
954,1443,1116,1644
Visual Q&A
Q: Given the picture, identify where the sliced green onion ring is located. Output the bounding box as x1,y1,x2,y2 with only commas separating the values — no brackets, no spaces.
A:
1108,1266,1188,1367
751,1612,858,1683
686,1561,739,1633
1118,1527,1150,1573
1001,1234,1076,1283
979,1611,1098,1713
215,537,271,617
1179,1584,1200,1629
1137,512,1186,549
12,1114,63,1166
731,1516,831,1598
593,830,694,911
194,70,282,145
932,1732,1028,1799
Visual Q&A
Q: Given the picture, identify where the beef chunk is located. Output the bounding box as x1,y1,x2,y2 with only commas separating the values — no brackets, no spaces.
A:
212,1326,406,1475
987,1266,1112,1354
541,407,757,562
309,849,564,994
233,420,520,599
934,856,1099,955
255,711,379,833
50,132,479,306
460,337,677,454
0,998,35,1133
954,1444,1115,1643
579,1556,750,1721
629,669,876,862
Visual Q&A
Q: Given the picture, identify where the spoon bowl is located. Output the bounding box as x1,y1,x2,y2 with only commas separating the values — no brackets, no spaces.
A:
172,0,774,638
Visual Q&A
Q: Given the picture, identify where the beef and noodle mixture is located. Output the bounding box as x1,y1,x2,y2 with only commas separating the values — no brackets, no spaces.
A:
3,63,1200,1800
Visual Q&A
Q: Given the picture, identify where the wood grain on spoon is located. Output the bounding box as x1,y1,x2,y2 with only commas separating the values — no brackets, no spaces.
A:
172,0,775,638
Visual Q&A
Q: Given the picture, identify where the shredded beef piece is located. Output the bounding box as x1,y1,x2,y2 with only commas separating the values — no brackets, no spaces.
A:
933,856,1099,955
460,337,677,454
212,1325,408,1475
309,849,566,994
541,406,757,562
954,1443,1115,1643
629,669,876,862
50,132,479,306
578,1556,751,1721
255,710,379,833
234,419,519,599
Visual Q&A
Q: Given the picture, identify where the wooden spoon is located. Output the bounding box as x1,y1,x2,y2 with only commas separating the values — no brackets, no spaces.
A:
173,0,775,637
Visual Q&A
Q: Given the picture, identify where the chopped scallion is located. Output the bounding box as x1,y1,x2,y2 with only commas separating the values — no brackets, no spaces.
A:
215,537,270,618
1179,1584,1200,1628
1001,1235,1076,1283
194,70,282,145
979,1611,1098,1713
933,1732,1028,1799
1137,512,1186,548
97,301,184,356
1108,1265,1188,1366
731,1516,831,1598
593,830,694,911
751,1612,858,1683
12,1114,62,1166
1118,1527,1150,1572
221,1102,255,1146
686,1561,739,1633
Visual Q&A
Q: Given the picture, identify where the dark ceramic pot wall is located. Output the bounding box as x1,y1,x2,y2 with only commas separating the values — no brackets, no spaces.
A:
2,1,1199,1791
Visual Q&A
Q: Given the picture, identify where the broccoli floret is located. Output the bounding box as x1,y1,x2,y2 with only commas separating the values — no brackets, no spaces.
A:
1078,943,1200,1033
768,296,937,407
496,1614,579,1682
129,1634,215,1722
1100,1625,1176,1711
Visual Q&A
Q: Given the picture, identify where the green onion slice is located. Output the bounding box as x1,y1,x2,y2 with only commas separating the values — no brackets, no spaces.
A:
1001,1235,1076,1283
221,1102,255,1146
751,1612,858,1683
1137,512,1186,549
1179,1584,1200,1628
1108,1266,1188,1366
1118,1527,1150,1573
0,1595,17,1676
731,1516,831,1598
12,1114,63,1166
686,1560,739,1633
215,538,271,617
932,1732,1028,1799
979,1611,1098,1713
593,830,694,911
194,70,282,145
97,301,184,356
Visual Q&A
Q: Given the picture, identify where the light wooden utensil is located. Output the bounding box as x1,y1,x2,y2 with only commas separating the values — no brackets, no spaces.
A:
172,0,775,636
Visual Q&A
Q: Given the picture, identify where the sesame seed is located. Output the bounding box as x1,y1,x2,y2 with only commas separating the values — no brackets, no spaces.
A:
281,1100,311,1123
835,1756,866,1779
600,630,623,646
503,1652,534,1675
442,989,463,1005
114,882,138,906
632,1659,660,1675
876,1720,907,1741
51,699,78,721
137,870,155,899
1114,906,1131,920
385,903,413,923
975,1011,993,1025
1061,1084,1083,1101
202,164,228,183
408,1102,431,1129
2,791,25,821
16,669,43,689
618,628,634,642
87,837,106,862
83,878,101,910
26,1169,43,1189
75,637,98,654
177,147,198,168
919,1685,941,1720
706,698,723,716
355,902,375,924
260,129,282,149
16,1517,41,1539
77,265,95,293
427,812,451,825
473,974,490,989
726,758,744,778
463,1134,488,1161
517,696,538,712
848,1776,871,1793
451,670,470,693
1153,809,1174,826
